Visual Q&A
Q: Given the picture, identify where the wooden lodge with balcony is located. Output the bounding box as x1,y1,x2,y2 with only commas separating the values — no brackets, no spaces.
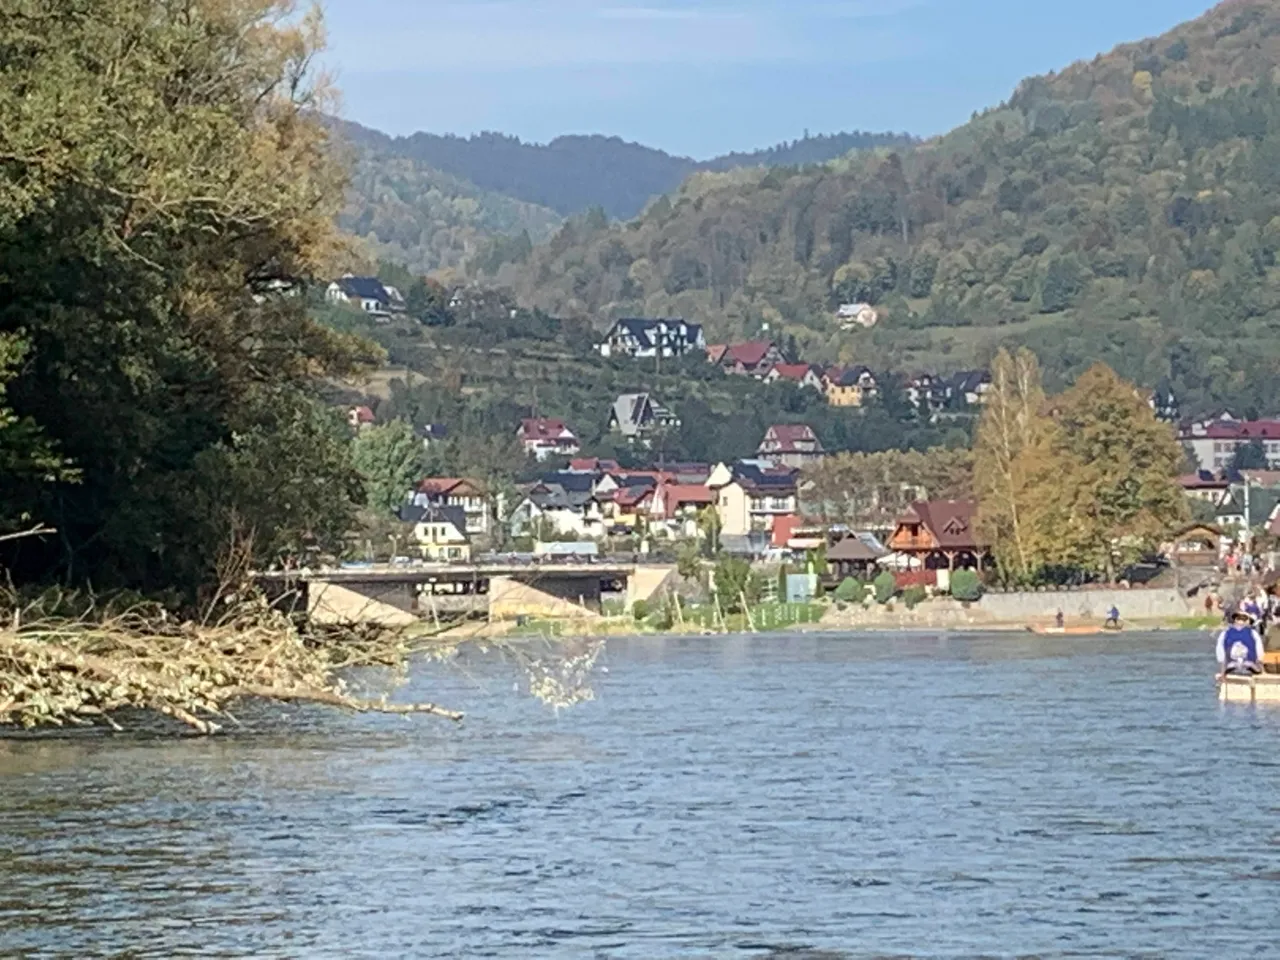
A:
887,500,991,572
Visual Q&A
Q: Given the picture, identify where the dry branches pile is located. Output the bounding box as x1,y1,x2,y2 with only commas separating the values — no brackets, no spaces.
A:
0,594,463,735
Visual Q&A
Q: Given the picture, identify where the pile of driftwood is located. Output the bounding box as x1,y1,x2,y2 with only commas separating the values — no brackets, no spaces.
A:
0,595,463,735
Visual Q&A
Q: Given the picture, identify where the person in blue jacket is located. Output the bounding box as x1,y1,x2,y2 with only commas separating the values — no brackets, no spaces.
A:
1217,608,1266,677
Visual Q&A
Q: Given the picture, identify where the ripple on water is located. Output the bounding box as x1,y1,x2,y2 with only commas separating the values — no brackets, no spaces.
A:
0,632,1277,958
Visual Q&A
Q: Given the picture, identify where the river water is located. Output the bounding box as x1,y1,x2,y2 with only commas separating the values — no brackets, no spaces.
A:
1,631,1277,958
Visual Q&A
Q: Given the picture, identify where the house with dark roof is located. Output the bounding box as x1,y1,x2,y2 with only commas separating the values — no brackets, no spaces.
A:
707,341,786,378
414,423,449,448
707,460,800,538
508,479,604,540
325,275,404,317
757,424,826,469
396,503,471,563
764,363,823,390
411,478,491,537
822,366,878,408
609,393,680,444
947,370,992,407
887,500,990,571
517,417,581,461
596,318,705,359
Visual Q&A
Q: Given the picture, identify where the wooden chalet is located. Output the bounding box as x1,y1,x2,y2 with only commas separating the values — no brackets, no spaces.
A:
887,500,990,571
1168,524,1223,569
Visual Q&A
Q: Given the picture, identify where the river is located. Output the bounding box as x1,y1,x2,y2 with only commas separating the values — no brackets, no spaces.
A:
0,630,1277,958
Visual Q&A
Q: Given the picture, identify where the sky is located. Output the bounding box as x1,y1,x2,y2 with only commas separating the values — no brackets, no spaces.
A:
322,0,1217,159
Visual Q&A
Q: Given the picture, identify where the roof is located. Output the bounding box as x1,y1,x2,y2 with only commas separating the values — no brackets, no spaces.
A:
537,471,596,494
414,423,448,440
769,363,818,382
335,276,390,302
950,370,991,393
525,485,595,510
720,341,777,368
656,483,716,518
417,477,484,497
732,461,799,493
706,344,728,365
772,514,803,548
1183,420,1280,441
897,500,985,550
519,417,577,443
828,532,888,563
567,457,620,473
1178,471,1230,489
827,365,875,388
611,393,675,433
350,405,375,424
761,424,820,453
606,318,700,350
397,503,468,533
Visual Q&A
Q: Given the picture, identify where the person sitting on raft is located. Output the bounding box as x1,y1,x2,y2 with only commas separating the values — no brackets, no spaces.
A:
1217,608,1266,677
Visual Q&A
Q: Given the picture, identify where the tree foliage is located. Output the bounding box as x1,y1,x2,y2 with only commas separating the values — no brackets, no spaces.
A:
0,0,376,592
352,420,426,516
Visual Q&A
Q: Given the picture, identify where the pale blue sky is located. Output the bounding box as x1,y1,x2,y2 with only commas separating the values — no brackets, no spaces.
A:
323,0,1215,158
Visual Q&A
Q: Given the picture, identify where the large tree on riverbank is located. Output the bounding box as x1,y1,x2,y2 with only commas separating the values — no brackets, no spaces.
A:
0,1,377,593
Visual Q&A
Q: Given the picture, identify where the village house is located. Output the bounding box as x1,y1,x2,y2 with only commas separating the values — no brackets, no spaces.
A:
517,417,581,461
706,341,786,378
1178,470,1233,505
822,366,878,408
414,423,448,448
347,405,375,431
1179,417,1280,471
649,480,717,539
707,460,800,542
763,363,824,390
609,393,680,443
757,424,826,469
508,474,604,540
396,502,471,563
886,500,990,573
836,303,879,329
947,370,992,407
905,374,949,413
410,478,491,538
596,318,705,359
325,276,404,317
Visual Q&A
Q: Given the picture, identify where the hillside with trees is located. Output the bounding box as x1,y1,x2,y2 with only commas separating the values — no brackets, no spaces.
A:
338,123,918,221
494,0,1280,418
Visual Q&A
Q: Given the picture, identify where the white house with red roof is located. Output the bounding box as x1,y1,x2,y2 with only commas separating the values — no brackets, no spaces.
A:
706,341,786,378
757,424,826,469
649,481,717,538
763,363,823,390
517,417,581,461
1179,417,1280,471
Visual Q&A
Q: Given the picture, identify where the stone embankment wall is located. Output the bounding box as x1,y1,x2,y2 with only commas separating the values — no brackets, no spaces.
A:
821,587,1196,630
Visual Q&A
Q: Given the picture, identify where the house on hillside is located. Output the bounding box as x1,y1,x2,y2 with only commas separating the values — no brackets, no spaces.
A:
1179,470,1232,506
757,424,826,469
517,417,581,461
708,460,800,539
764,364,823,390
509,476,603,540
325,276,403,317
822,366,878,408
411,478,491,537
905,374,948,413
1179,418,1280,471
596,318,705,359
947,370,992,407
347,405,376,431
609,393,680,443
415,423,449,448
886,500,989,572
836,303,879,329
650,481,717,539
396,503,471,563
707,341,786,378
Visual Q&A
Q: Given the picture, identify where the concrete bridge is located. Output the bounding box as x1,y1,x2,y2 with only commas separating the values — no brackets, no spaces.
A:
258,561,677,627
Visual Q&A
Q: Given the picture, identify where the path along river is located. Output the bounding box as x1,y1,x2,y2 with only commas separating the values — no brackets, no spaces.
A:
1,631,1278,958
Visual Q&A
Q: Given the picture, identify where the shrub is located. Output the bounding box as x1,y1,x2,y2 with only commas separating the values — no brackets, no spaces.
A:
874,571,898,605
833,577,863,603
902,585,928,610
632,599,650,622
951,569,984,602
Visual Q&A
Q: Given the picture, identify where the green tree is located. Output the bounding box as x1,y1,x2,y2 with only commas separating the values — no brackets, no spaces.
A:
1231,439,1270,471
0,0,378,593
950,569,983,602
352,420,426,515
834,577,863,602
1047,364,1189,581
713,556,761,613
873,570,897,604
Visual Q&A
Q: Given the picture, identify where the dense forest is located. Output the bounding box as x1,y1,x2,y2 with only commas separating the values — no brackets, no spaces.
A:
338,122,918,220
491,0,1280,418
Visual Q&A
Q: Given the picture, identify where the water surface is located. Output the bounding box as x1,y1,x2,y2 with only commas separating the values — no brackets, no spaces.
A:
1,631,1277,958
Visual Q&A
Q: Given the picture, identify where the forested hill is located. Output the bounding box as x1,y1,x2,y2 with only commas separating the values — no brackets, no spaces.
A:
493,0,1280,417
338,122,917,220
